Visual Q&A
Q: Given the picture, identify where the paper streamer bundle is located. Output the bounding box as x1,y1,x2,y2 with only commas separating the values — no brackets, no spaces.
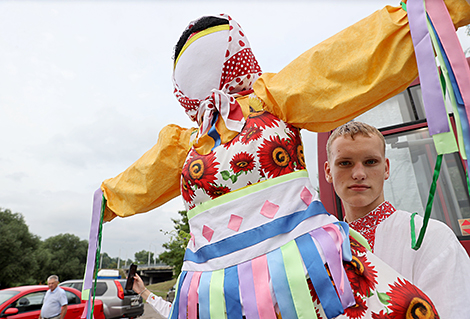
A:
405,0,470,249
81,189,105,319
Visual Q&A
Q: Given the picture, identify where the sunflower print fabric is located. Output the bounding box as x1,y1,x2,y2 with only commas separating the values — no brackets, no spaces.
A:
181,107,306,210
308,236,440,319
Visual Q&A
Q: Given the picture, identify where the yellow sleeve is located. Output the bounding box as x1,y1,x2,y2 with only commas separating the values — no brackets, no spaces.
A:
253,1,470,133
101,124,196,222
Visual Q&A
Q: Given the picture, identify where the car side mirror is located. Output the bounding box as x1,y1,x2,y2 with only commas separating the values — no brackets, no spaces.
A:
2,308,19,317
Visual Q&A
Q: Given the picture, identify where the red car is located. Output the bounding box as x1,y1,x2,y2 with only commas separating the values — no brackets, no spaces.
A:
0,285,105,319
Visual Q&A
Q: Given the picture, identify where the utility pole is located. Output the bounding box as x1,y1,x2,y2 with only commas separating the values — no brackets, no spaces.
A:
148,244,151,266
154,246,157,265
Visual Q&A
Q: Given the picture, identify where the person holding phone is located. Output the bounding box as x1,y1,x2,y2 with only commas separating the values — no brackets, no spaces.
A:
131,274,171,318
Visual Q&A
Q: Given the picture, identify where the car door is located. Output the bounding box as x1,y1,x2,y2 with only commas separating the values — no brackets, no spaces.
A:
62,290,83,319
3,291,46,319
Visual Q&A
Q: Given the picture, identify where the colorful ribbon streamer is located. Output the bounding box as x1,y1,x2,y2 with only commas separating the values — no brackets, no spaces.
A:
407,0,449,136
405,0,470,250
82,189,105,319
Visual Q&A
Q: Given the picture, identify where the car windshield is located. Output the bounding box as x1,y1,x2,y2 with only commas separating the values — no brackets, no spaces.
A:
0,291,20,304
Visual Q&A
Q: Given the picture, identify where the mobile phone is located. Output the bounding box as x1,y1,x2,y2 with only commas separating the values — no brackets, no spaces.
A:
125,263,137,290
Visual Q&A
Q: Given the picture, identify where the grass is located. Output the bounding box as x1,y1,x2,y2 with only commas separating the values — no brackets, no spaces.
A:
146,278,177,298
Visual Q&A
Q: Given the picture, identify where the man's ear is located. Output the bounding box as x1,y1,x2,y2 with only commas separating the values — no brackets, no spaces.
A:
384,158,390,180
324,161,333,183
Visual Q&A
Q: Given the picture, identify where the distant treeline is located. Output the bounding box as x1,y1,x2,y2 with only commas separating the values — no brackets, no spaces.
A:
0,208,161,288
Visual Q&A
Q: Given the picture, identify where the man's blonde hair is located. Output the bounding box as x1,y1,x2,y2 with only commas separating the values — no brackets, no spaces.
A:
326,121,386,161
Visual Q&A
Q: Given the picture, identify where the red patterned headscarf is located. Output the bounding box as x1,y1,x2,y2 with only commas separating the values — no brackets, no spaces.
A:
173,14,262,136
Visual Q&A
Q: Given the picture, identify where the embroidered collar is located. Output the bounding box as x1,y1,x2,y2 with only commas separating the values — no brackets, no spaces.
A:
348,201,396,251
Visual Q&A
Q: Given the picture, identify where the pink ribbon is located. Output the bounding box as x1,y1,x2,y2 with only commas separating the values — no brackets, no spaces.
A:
252,255,277,319
426,0,470,122
187,272,201,319
322,224,345,293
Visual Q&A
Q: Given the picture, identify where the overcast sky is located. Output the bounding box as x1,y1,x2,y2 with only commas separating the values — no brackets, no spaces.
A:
1,0,469,264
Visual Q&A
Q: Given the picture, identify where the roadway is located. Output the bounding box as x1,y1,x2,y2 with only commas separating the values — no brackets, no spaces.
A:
141,302,166,319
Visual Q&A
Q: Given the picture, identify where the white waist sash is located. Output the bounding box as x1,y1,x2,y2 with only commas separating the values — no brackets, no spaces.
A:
183,170,339,271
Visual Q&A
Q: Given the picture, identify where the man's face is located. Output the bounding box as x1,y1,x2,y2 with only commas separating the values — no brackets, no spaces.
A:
48,279,58,291
324,134,390,220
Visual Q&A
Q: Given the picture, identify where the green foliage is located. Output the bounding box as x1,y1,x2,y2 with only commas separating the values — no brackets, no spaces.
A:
35,233,88,282
147,278,177,298
159,211,189,277
134,250,156,265
100,252,117,269
0,208,40,288
117,259,132,268
0,206,140,287
99,254,133,269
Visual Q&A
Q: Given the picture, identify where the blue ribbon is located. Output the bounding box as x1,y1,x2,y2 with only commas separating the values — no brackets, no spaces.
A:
295,233,344,318
184,201,329,263
336,221,352,262
266,248,298,319
224,266,243,319
198,272,212,319
208,114,221,150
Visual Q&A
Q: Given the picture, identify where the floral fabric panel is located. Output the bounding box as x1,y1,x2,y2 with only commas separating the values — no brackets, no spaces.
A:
181,108,306,210
309,236,440,319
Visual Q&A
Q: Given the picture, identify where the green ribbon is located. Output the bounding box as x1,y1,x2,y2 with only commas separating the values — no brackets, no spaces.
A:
281,241,317,318
349,228,371,252
401,1,407,12
466,170,470,201
411,154,443,250
91,196,105,318
209,269,226,319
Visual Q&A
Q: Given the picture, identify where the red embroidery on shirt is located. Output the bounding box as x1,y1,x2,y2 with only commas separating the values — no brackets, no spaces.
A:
349,201,396,252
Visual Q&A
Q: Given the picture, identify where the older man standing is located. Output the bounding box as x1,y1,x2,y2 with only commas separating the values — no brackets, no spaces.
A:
39,275,67,319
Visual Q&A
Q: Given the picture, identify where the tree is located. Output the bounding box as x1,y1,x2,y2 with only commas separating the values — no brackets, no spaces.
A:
134,250,155,265
0,208,41,288
35,233,88,282
159,210,189,277
119,258,134,268
99,252,117,269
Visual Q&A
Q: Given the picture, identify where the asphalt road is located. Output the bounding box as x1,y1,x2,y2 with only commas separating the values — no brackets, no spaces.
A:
141,302,166,319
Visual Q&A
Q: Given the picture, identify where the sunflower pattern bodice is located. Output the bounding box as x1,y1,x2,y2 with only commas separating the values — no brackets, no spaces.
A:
180,104,306,210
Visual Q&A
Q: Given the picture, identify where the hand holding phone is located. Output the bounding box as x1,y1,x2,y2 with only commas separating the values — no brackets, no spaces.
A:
125,263,137,290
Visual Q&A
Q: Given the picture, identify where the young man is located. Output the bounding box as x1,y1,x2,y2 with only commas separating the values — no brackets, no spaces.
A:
324,121,470,318
39,275,68,319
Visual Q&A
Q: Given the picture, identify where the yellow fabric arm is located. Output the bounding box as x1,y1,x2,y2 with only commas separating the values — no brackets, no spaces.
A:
101,124,196,222
253,1,470,133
